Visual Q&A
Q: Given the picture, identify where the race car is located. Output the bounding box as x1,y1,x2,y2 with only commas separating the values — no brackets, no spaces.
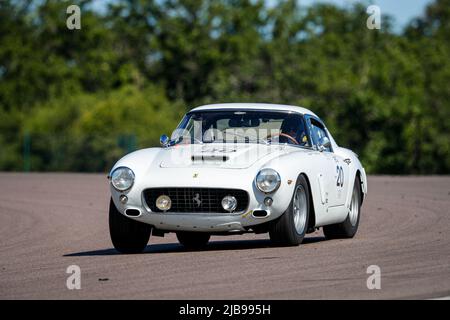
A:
108,103,367,253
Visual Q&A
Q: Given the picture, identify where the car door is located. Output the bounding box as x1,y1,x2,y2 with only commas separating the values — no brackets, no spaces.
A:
307,117,348,208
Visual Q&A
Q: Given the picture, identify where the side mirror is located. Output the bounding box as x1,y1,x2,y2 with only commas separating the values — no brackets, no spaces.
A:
160,134,170,147
318,136,331,152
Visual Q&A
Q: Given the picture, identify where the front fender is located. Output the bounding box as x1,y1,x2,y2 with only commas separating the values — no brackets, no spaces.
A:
260,149,326,220
110,147,163,177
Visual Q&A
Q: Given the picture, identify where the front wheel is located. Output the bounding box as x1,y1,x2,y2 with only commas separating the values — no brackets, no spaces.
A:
176,232,210,250
323,176,361,239
269,175,310,246
109,198,152,254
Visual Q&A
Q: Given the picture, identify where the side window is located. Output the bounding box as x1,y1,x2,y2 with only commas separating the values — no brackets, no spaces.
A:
309,119,332,152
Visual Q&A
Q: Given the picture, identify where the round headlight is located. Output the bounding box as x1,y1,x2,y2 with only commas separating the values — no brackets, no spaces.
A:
256,168,281,193
156,195,171,211
110,167,135,191
221,195,237,212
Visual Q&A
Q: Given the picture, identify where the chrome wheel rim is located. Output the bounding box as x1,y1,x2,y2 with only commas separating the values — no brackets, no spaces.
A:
293,185,307,234
349,186,359,226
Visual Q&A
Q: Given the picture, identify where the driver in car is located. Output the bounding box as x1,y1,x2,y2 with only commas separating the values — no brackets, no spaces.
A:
279,117,309,146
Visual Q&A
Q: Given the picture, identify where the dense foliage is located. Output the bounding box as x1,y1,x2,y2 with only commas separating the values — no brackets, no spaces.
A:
0,0,449,173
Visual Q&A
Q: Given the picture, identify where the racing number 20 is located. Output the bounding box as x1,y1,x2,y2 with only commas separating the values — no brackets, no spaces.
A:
336,166,344,187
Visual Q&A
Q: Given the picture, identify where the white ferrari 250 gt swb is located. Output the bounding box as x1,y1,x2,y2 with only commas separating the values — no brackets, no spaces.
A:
108,103,367,253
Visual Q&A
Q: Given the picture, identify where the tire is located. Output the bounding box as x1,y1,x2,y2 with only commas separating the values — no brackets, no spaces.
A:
109,198,151,254
323,176,361,239
176,232,210,250
269,174,310,246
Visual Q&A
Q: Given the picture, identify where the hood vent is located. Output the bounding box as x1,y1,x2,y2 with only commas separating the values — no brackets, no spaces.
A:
191,155,229,162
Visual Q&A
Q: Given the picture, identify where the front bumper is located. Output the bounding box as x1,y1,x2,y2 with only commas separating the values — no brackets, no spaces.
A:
112,191,280,232
110,167,295,232
120,209,268,232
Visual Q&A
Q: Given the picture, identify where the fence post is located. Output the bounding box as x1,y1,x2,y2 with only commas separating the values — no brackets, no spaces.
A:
118,134,137,154
127,134,137,153
23,132,31,172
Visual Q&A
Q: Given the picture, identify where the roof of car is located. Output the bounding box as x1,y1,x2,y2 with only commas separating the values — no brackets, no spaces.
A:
190,103,318,117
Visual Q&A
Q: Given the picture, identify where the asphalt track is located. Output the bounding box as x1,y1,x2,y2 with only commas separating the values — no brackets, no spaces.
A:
0,173,449,299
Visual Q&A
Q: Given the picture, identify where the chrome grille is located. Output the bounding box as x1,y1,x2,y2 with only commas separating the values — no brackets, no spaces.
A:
143,188,249,213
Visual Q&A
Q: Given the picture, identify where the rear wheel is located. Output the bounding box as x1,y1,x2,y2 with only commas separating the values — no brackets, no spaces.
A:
176,232,210,250
109,198,151,254
269,175,310,246
323,176,361,239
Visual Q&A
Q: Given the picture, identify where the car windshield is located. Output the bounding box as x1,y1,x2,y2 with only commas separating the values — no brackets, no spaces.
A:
171,110,311,147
